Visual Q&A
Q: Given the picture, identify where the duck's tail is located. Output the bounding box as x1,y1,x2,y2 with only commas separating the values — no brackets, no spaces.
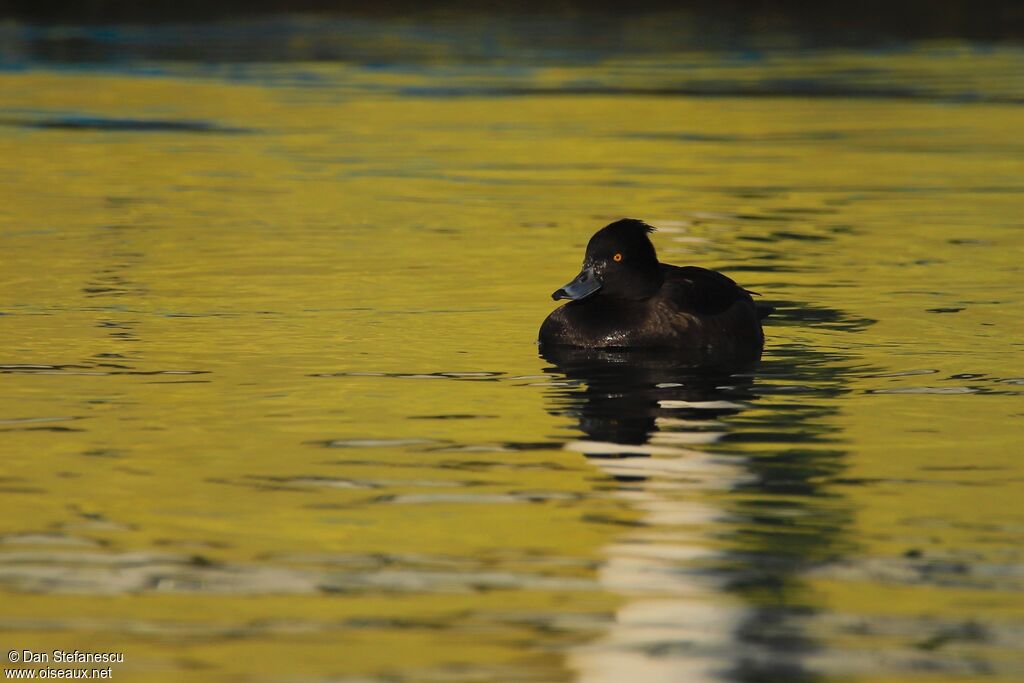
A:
743,288,774,320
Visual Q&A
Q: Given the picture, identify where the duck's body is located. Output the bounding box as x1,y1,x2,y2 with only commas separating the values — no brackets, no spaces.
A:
540,263,766,356
538,219,769,362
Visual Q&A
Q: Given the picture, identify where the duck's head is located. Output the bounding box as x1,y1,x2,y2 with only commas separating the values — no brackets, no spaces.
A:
552,219,663,302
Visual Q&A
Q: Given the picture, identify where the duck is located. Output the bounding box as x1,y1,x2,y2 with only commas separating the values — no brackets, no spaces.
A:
538,219,771,362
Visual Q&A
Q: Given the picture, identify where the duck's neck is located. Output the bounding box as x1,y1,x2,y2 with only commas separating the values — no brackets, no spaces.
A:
604,266,664,301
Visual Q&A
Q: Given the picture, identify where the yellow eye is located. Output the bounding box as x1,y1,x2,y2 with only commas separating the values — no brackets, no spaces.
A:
613,253,623,262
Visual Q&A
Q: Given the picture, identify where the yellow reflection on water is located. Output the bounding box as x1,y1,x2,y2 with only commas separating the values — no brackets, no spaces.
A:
0,47,1022,681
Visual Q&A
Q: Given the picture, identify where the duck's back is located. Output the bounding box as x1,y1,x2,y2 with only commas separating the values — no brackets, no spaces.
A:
660,265,753,316
654,265,765,358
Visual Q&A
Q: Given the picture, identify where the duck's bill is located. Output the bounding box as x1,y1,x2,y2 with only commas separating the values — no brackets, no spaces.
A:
552,266,602,301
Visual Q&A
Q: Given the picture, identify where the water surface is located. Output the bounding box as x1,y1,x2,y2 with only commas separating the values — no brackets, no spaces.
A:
1,18,1023,682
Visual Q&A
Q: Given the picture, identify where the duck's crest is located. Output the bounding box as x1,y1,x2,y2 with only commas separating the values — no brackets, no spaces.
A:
607,218,656,234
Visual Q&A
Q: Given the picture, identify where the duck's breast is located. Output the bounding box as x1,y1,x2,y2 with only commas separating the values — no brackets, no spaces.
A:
539,299,648,347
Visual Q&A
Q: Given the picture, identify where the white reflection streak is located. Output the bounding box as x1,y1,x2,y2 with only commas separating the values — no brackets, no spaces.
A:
567,422,748,683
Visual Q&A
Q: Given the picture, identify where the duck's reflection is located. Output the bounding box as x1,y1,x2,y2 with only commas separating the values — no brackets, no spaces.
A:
542,346,758,448
541,342,853,683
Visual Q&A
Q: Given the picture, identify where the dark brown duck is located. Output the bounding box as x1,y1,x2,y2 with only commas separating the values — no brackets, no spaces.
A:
538,219,771,362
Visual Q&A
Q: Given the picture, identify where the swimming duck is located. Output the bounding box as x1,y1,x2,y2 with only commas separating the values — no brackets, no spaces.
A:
538,219,771,361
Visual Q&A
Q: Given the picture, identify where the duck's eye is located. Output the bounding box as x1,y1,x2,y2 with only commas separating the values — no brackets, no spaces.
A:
613,253,623,262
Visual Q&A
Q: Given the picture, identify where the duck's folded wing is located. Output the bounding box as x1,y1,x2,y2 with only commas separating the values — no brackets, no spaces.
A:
661,265,756,316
